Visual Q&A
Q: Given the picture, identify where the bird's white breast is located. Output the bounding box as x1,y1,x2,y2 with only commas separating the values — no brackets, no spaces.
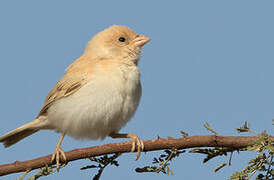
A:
46,64,141,140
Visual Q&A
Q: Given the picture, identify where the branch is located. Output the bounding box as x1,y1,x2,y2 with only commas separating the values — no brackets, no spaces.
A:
0,135,272,176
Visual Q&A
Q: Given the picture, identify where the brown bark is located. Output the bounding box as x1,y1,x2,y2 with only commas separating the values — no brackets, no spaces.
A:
0,135,271,176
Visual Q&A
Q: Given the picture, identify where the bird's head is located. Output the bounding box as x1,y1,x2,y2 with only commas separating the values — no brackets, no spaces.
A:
85,25,150,64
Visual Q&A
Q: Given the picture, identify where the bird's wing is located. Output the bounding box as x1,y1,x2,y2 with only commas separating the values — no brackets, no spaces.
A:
38,58,95,116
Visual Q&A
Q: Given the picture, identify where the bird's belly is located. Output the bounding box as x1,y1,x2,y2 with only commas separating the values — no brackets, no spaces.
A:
46,78,140,140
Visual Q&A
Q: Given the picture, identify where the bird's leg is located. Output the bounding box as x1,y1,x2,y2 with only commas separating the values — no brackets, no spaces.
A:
109,133,144,160
51,133,66,171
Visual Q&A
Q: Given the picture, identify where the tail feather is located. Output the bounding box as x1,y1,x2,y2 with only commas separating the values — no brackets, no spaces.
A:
0,119,45,148
0,129,38,147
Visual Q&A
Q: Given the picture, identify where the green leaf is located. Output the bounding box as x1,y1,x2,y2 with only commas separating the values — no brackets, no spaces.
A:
204,122,218,135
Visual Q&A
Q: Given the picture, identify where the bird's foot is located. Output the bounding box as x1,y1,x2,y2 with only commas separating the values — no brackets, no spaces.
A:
51,146,66,171
126,133,144,160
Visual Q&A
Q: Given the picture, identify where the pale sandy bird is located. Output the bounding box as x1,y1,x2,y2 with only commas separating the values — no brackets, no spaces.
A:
0,25,150,170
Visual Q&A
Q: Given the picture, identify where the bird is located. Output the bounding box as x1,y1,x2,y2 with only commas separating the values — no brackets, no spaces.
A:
0,25,150,170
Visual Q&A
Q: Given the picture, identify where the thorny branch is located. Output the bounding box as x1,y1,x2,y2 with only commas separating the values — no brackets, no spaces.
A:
1,135,273,176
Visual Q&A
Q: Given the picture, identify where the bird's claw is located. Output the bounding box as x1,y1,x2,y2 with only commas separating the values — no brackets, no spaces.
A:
128,133,144,160
51,147,66,171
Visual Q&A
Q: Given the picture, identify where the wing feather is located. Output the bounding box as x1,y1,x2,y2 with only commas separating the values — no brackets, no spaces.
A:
38,57,96,116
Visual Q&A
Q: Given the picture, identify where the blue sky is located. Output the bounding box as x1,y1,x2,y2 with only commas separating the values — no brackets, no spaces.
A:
0,1,273,179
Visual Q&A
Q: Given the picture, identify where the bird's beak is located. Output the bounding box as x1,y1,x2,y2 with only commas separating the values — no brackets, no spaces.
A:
133,35,151,47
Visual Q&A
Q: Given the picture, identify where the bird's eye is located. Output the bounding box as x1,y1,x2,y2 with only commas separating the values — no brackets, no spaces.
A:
118,37,126,42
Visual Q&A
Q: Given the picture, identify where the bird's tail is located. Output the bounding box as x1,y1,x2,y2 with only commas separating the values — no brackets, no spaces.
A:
0,118,47,148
